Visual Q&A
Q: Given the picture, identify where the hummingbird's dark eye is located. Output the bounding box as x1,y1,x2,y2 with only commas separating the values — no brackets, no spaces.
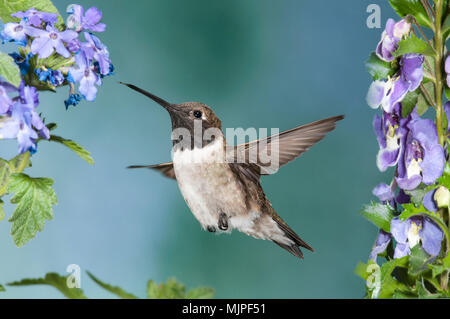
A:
193,110,202,119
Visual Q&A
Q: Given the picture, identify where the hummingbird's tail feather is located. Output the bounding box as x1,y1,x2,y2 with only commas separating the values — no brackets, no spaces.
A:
272,215,314,252
273,241,304,259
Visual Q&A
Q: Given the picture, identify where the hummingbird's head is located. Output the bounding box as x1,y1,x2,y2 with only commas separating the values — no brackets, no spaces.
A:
120,82,222,131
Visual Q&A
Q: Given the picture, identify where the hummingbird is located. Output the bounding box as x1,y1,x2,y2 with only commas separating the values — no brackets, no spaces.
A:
121,82,344,259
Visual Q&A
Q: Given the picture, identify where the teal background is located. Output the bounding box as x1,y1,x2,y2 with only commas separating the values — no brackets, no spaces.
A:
0,0,397,298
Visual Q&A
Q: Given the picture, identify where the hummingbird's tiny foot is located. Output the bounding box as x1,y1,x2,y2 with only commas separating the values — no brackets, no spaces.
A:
218,213,228,231
207,226,216,233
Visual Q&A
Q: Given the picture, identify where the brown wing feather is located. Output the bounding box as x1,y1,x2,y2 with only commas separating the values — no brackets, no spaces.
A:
128,162,176,180
228,115,344,175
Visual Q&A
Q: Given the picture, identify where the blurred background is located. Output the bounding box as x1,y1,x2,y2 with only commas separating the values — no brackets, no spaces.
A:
0,0,398,298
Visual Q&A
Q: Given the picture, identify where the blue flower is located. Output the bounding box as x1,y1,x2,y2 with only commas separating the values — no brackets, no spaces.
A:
81,32,111,76
12,8,58,27
25,24,78,59
64,93,81,110
0,83,49,154
376,18,411,62
367,54,424,113
35,68,65,86
68,51,101,101
370,230,392,261
66,5,106,33
396,117,445,190
390,216,443,258
9,52,32,76
1,20,28,45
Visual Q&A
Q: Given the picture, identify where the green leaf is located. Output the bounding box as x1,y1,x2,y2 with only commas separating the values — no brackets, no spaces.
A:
0,52,21,87
443,13,450,40
394,35,435,57
366,52,396,80
354,261,374,281
409,245,432,276
417,82,435,116
0,284,4,292
378,256,409,298
0,199,4,221
186,287,215,299
0,158,13,196
7,273,87,299
147,278,186,299
360,202,395,232
49,135,94,165
9,152,32,172
404,184,433,206
0,0,63,27
389,0,434,29
7,173,57,247
86,271,138,299
401,91,419,117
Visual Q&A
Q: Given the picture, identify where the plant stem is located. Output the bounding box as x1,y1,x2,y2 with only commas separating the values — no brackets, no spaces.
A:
435,0,446,147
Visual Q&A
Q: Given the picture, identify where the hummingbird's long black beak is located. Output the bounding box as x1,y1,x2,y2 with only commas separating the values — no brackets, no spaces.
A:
119,82,175,111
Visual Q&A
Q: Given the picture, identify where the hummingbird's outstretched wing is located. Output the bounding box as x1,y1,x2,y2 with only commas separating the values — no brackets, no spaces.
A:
128,115,344,180
128,162,176,179
228,115,344,175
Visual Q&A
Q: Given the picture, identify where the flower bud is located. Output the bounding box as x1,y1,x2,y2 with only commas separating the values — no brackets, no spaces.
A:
393,19,411,39
434,186,450,208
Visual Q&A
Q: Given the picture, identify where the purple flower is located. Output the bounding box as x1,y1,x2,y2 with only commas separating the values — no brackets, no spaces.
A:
367,54,423,113
0,83,49,153
370,230,392,261
81,32,111,75
67,38,81,53
26,25,78,59
66,5,106,33
373,103,409,171
396,117,445,190
423,189,438,212
373,183,395,202
11,8,58,27
376,18,411,62
68,52,102,101
391,216,443,258
0,83,16,114
1,20,27,45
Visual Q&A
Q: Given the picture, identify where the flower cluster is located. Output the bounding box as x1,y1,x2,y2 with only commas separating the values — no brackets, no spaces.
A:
366,18,446,262
0,5,113,154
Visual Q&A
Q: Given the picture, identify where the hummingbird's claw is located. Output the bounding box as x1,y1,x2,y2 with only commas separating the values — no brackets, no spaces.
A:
218,213,228,231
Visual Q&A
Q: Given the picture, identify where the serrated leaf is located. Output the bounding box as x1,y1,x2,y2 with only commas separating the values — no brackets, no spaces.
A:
389,0,434,29
86,271,138,299
378,256,409,298
147,278,186,299
7,173,57,247
186,287,215,299
0,0,63,27
401,91,419,117
9,152,32,172
49,135,94,165
360,202,395,232
0,52,21,87
366,52,397,80
394,36,435,57
7,273,86,299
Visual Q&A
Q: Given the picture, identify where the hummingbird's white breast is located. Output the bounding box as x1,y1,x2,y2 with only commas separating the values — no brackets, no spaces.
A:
172,138,294,246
